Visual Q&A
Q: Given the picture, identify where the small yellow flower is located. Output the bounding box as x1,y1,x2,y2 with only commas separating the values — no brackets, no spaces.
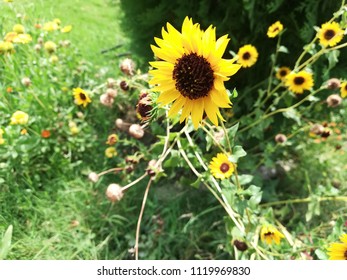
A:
4,32,17,42
285,71,314,94
260,224,285,245
49,55,59,63
10,110,29,125
4,0,14,3
327,233,347,260
105,147,117,158
276,66,291,81
73,88,91,107
53,18,61,25
12,33,32,44
0,128,4,136
44,41,57,53
267,21,283,38
69,121,79,135
318,21,344,47
237,44,259,68
20,128,27,135
340,82,347,98
61,25,72,33
106,134,118,145
13,24,25,34
0,41,14,55
43,21,59,32
209,153,235,180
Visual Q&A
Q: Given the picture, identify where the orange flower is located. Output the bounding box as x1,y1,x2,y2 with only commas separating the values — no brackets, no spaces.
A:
6,87,13,93
41,130,51,138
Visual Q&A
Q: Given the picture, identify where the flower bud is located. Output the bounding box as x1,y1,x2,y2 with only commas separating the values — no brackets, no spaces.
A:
326,78,341,90
115,118,124,129
129,124,144,139
88,172,99,183
326,94,342,107
120,58,136,76
44,41,57,53
21,77,31,87
106,183,124,202
275,133,287,143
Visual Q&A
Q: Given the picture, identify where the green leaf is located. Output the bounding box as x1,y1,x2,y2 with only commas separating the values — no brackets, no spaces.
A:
278,45,289,53
315,249,327,260
283,108,301,125
220,123,239,148
228,145,247,163
0,225,13,260
306,196,320,222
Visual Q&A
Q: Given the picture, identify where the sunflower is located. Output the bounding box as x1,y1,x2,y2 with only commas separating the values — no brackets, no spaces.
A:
285,71,314,94
149,17,241,129
209,153,235,180
318,21,344,47
267,21,283,38
276,66,291,81
327,233,347,260
260,224,285,245
237,44,258,68
73,88,91,107
340,82,347,98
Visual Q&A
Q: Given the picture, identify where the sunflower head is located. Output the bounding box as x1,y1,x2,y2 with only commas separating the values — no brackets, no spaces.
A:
209,153,235,180
237,44,258,68
340,82,347,98
318,21,344,47
260,224,285,245
276,66,291,81
285,71,314,94
327,233,347,260
267,21,283,38
73,87,91,107
149,17,241,129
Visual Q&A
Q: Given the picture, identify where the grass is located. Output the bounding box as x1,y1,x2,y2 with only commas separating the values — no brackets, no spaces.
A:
1,0,126,66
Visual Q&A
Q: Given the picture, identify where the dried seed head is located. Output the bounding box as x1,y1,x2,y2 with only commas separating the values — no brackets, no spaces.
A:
106,88,118,98
326,78,341,90
106,183,124,203
129,124,144,139
88,172,99,183
106,78,117,89
21,77,32,87
275,133,287,143
120,58,136,76
310,124,324,135
34,44,41,52
327,94,342,107
100,93,114,107
119,80,129,91
146,159,159,176
233,240,248,251
136,93,152,121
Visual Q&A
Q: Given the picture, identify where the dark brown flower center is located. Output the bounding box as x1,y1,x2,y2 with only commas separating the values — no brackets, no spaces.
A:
344,250,347,260
279,70,287,77
273,27,279,32
242,52,251,60
79,93,86,100
264,232,274,237
294,76,305,85
324,29,335,40
173,53,214,100
220,163,230,173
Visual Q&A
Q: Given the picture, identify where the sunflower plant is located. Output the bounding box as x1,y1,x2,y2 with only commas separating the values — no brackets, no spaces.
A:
89,1,347,260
